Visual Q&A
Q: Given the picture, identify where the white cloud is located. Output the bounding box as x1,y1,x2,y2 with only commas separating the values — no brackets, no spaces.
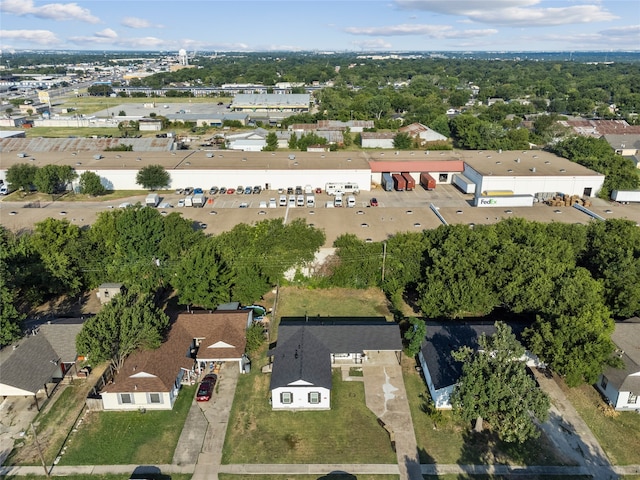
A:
94,28,118,39
538,24,640,48
345,24,497,39
394,0,617,26
121,16,163,29
0,0,100,23
0,29,61,45
351,38,393,50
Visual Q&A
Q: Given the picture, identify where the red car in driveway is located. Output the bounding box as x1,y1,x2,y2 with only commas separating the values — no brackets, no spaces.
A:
369,197,378,207
196,374,217,402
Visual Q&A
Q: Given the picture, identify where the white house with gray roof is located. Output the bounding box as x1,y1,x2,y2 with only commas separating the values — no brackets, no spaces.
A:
268,318,402,411
597,318,640,411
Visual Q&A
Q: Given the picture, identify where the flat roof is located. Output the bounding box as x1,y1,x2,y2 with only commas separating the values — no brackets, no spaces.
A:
460,149,603,178
0,149,371,171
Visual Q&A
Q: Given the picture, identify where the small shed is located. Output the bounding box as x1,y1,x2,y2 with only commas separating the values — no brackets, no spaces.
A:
96,283,124,304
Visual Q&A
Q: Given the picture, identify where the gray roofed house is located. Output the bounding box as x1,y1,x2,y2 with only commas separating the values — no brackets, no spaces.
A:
0,319,85,407
268,318,402,410
417,321,539,410
597,317,640,411
602,134,640,157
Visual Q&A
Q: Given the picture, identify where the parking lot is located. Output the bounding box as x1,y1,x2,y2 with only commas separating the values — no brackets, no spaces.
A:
2,185,639,247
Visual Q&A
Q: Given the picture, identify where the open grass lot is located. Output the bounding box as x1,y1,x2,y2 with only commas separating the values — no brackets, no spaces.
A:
24,127,123,138
274,286,392,321
1,189,155,203
57,385,195,465
222,367,397,465
558,380,640,465
402,357,571,466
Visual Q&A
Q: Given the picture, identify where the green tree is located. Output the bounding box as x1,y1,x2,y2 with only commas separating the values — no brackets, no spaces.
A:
451,322,550,444
87,84,114,96
6,163,38,192
0,228,25,347
78,171,106,196
33,165,77,195
31,218,85,296
75,291,169,372
172,239,233,309
263,132,278,151
393,132,412,150
245,323,265,354
403,317,426,357
135,164,170,191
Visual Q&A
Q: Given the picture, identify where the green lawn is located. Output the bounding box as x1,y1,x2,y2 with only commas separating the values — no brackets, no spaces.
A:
222,368,397,465
275,286,392,320
25,127,122,138
559,380,640,465
58,385,195,465
1,190,155,203
422,476,593,480
402,358,571,466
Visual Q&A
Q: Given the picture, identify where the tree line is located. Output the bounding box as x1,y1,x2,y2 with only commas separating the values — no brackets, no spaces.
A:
0,209,324,347
324,217,640,387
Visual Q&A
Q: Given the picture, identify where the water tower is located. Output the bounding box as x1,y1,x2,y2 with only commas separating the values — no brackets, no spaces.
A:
178,48,188,66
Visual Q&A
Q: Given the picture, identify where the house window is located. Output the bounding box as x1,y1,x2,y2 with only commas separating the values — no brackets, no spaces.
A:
120,393,133,404
308,392,320,404
600,376,608,390
280,392,292,404
149,393,162,404
629,392,638,404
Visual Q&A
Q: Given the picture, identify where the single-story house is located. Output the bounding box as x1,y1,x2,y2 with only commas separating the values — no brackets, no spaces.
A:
268,317,402,411
361,132,396,149
100,310,251,411
0,319,85,409
96,283,123,304
602,134,640,157
418,321,541,410
399,123,448,143
597,317,640,411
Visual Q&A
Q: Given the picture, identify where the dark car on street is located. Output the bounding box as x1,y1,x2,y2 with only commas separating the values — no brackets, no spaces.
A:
196,374,217,402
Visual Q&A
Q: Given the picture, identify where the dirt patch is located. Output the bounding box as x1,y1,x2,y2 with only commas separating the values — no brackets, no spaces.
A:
5,363,108,466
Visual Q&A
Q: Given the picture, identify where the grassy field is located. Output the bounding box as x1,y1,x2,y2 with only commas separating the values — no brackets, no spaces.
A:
274,286,392,320
57,385,195,465
1,189,156,203
422,476,593,480
558,380,640,465
222,367,397,465
24,127,122,137
402,357,571,466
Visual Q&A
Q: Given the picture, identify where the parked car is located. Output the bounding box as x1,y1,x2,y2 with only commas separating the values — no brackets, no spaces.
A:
184,187,193,195
295,186,303,195
236,185,244,194
196,374,217,402
209,186,219,195
253,185,261,194
287,187,294,195
315,187,322,194
193,187,203,195
219,187,227,195
175,188,184,195
370,197,378,207
277,187,284,194
244,186,252,195
226,188,235,194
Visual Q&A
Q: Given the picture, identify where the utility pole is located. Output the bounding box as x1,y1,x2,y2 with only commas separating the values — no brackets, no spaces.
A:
30,423,50,477
381,241,387,282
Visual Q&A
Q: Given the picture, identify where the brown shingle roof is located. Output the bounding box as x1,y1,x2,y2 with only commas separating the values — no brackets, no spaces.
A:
103,311,249,393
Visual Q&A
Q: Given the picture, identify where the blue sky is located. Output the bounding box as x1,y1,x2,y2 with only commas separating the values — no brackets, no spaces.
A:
1,0,639,52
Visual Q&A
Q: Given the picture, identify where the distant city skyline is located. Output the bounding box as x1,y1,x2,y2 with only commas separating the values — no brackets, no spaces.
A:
1,0,639,53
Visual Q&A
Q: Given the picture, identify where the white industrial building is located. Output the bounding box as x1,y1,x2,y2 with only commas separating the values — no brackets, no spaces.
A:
0,137,606,201
459,150,605,199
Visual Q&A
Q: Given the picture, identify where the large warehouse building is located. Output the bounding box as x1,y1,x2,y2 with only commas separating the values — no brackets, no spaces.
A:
0,137,605,201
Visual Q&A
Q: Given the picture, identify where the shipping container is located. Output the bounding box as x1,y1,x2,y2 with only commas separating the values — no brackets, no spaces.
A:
452,174,476,194
475,195,534,207
401,172,415,191
482,190,515,196
611,190,640,203
381,173,394,191
420,172,436,191
392,173,406,191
